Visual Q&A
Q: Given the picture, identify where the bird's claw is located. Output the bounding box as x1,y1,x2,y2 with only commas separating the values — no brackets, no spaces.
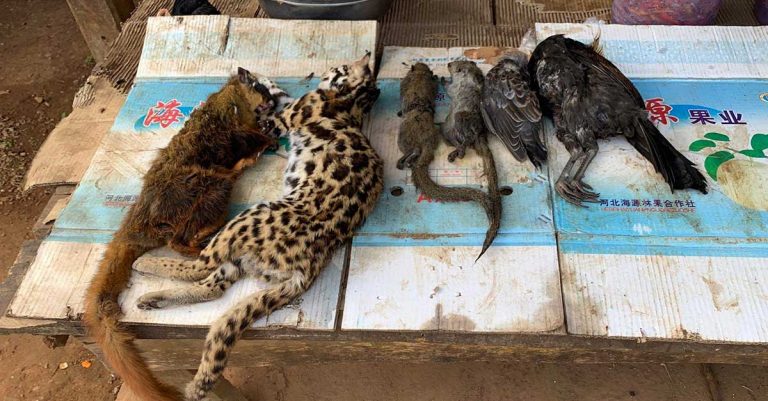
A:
555,180,600,207
578,181,593,191
573,180,600,201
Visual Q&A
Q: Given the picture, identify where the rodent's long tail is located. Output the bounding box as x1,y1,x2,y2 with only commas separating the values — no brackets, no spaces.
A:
84,240,183,401
411,144,500,261
474,139,501,261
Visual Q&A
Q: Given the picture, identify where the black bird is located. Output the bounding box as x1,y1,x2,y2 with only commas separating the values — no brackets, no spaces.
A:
528,34,708,206
481,52,547,169
158,0,220,16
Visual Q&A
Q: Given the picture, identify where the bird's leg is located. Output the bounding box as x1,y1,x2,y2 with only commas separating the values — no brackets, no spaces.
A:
552,119,592,205
555,148,588,207
553,126,591,206
569,140,600,201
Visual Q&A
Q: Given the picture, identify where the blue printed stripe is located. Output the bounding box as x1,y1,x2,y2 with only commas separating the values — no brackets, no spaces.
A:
559,233,768,258
354,232,556,247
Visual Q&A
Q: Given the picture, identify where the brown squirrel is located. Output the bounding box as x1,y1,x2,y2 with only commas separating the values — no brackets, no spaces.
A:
83,68,278,401
398,63,500,261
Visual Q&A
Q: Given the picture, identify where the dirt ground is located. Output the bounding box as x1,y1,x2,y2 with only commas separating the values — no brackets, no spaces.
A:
0,1,767,401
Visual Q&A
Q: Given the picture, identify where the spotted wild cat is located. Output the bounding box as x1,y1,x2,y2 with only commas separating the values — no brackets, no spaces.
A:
132,53,383,401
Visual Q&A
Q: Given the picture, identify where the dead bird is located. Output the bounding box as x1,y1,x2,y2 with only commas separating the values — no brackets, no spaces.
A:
83,68,277,401
157,0,220,16
482,51,547,168
529,34,707,206
441,60,502,260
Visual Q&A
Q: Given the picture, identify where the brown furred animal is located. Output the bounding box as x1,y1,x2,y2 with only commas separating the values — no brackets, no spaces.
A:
83,68,279,401
131,54,383,401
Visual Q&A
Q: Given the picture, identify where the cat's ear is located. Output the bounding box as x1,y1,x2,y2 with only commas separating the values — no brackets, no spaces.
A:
354,52,371,68
237,67,253,84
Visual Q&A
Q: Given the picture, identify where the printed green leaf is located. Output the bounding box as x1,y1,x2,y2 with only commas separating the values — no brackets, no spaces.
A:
704,150,735,181
738,149,767,158
688,139,717,152
704,132,730,142
751,134,768,151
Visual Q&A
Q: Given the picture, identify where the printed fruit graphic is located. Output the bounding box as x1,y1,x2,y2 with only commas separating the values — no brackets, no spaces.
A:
690,132,768,211
717,159,768,211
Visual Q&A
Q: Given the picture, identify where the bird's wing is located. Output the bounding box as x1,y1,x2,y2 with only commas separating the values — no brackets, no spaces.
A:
563,37,644,106
481,66,542,163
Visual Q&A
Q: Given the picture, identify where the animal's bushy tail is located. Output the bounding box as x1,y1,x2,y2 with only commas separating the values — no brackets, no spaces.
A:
411,142,500,261
84,241,183,401
185,274,310,401
631,117,708,193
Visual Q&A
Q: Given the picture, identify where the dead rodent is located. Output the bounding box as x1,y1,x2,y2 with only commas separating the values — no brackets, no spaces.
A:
397,62,439,169
397,62,499,260
83,68,278,401
442,60,502,260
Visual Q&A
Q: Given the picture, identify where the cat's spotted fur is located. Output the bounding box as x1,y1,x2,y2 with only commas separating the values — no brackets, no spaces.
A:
132,54,382,401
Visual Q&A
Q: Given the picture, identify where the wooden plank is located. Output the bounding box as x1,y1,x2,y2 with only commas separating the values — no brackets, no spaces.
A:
343,246,563,332
7,241,101,320
116,370,248,401
562,253,768,342
136,17,377,79
9,240,343,330
32,186,74,239
123,334,768,369
382,0,494,25
0,240,82,335
24,77,126,189
66,0,135,62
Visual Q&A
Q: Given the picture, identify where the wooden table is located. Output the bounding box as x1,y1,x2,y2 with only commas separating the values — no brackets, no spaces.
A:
17,4,768,399
2,193,767,368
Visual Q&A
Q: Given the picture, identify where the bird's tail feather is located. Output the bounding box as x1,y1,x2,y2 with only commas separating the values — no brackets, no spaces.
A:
521,124,548,169
633,118,708,193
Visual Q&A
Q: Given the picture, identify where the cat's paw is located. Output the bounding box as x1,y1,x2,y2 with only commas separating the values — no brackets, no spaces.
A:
185,381,210,401
132,258,158,275
136,293,169,310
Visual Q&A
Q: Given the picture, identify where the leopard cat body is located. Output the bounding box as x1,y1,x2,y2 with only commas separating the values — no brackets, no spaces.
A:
132,54,383,401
